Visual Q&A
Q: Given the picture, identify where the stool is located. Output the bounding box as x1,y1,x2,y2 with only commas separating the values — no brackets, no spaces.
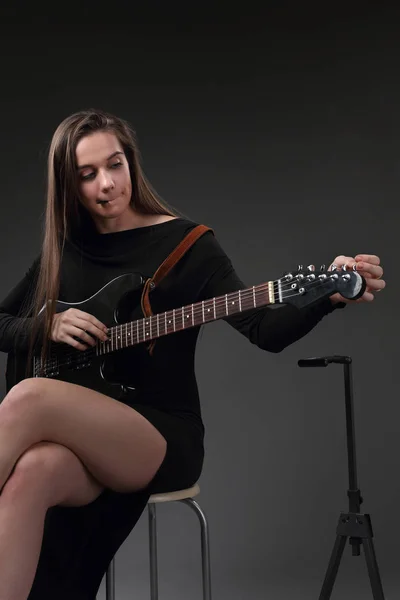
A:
104,483,212,600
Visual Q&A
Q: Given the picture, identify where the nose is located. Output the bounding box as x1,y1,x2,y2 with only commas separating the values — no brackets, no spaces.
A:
99,169,114,191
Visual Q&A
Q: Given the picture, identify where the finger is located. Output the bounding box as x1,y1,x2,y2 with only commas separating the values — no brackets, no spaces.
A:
355,254,380,265
69,326,98,347
355,290,375,303
365,278,386,292
356,262,384,279
72,310,108,333
75,317,109,341
64,335,91,352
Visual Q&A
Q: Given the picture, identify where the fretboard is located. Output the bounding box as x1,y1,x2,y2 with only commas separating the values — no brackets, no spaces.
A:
96,279,279,355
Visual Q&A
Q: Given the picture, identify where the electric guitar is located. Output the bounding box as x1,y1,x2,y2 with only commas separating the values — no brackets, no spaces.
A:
26,264,364,397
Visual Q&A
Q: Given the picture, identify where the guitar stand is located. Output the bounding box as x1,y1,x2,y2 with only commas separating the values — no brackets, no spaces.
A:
298,355,385,600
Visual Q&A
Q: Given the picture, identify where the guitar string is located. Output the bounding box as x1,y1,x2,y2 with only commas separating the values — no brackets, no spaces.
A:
37,274,348,373
36,274,350,374
42,275,310,367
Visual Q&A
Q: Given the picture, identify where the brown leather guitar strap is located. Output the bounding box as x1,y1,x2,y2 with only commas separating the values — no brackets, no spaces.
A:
140,224,213,355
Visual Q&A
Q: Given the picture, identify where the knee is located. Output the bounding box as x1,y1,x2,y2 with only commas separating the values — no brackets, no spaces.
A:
15,442,75,480
5,442,75,498
2,378,47,413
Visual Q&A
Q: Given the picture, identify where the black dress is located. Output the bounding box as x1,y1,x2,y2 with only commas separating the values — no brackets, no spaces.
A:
0,218,343,599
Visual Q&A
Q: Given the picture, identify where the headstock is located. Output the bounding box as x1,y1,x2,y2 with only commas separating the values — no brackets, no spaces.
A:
279,264,366,309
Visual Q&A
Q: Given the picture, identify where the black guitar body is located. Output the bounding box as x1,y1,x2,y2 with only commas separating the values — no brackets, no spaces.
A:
34,273,146,398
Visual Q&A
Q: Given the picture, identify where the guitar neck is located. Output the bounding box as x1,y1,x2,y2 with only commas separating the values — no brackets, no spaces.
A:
96,279,278,356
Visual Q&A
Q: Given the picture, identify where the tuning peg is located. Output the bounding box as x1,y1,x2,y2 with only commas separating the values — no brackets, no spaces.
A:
297,265,304,271
282,271,294,281
320,264,326,272
307,264,315,272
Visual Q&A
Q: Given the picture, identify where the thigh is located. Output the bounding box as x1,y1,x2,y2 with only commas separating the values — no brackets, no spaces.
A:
5,377,168,493
11,441,104,508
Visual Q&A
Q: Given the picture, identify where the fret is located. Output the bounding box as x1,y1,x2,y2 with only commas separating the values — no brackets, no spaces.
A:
116,326,121,349
203,299,213,322
252,286,256,307
145,319,151,339
227,291,239,315
225,294,228,315
256,284,267,307
239,289,242,311
182,306,191,328
202,301,205,323
157,313,160,338
213,298,216,319
192,303,194,326
166,311,173,334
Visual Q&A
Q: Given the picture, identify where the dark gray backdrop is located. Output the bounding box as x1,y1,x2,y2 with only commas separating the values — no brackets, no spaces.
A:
0,5,398,599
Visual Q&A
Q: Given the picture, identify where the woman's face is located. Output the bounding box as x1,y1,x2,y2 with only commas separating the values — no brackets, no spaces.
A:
75,130,133,232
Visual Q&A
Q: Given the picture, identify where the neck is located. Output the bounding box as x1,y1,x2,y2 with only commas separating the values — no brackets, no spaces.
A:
94,206,145,234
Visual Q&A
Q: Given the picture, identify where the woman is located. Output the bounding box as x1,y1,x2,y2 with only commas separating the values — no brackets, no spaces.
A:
0,109,385,600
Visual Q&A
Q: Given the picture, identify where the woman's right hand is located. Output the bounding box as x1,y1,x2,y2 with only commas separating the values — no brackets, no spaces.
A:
51,308,109,351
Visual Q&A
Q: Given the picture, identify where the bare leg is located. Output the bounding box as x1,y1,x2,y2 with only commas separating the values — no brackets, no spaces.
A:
0,377,167,493
0,441,104,600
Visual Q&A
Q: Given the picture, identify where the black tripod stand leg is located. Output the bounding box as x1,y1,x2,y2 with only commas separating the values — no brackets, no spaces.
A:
363,538,385,600
319,535,347,600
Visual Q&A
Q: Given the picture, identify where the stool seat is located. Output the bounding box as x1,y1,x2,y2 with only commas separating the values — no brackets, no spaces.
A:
148,483,200,504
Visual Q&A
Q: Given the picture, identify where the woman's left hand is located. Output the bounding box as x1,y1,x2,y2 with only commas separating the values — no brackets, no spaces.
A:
329,254,385,304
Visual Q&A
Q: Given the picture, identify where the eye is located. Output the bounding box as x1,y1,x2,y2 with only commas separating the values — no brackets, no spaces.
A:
81,172,95,181
110,162,122,169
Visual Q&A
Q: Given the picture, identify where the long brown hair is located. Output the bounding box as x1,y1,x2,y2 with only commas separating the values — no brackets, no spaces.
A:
29,108,178,368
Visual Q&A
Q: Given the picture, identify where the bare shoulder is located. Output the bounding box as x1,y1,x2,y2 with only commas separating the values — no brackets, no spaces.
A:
154,215,179,225
146,215,179,226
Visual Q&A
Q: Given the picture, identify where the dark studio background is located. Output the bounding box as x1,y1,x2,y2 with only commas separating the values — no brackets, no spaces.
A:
0,4,399,599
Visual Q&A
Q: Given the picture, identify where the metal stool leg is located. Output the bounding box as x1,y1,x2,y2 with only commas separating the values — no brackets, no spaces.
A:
180,498,212,600
105,557,115,600
148,503,159,600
